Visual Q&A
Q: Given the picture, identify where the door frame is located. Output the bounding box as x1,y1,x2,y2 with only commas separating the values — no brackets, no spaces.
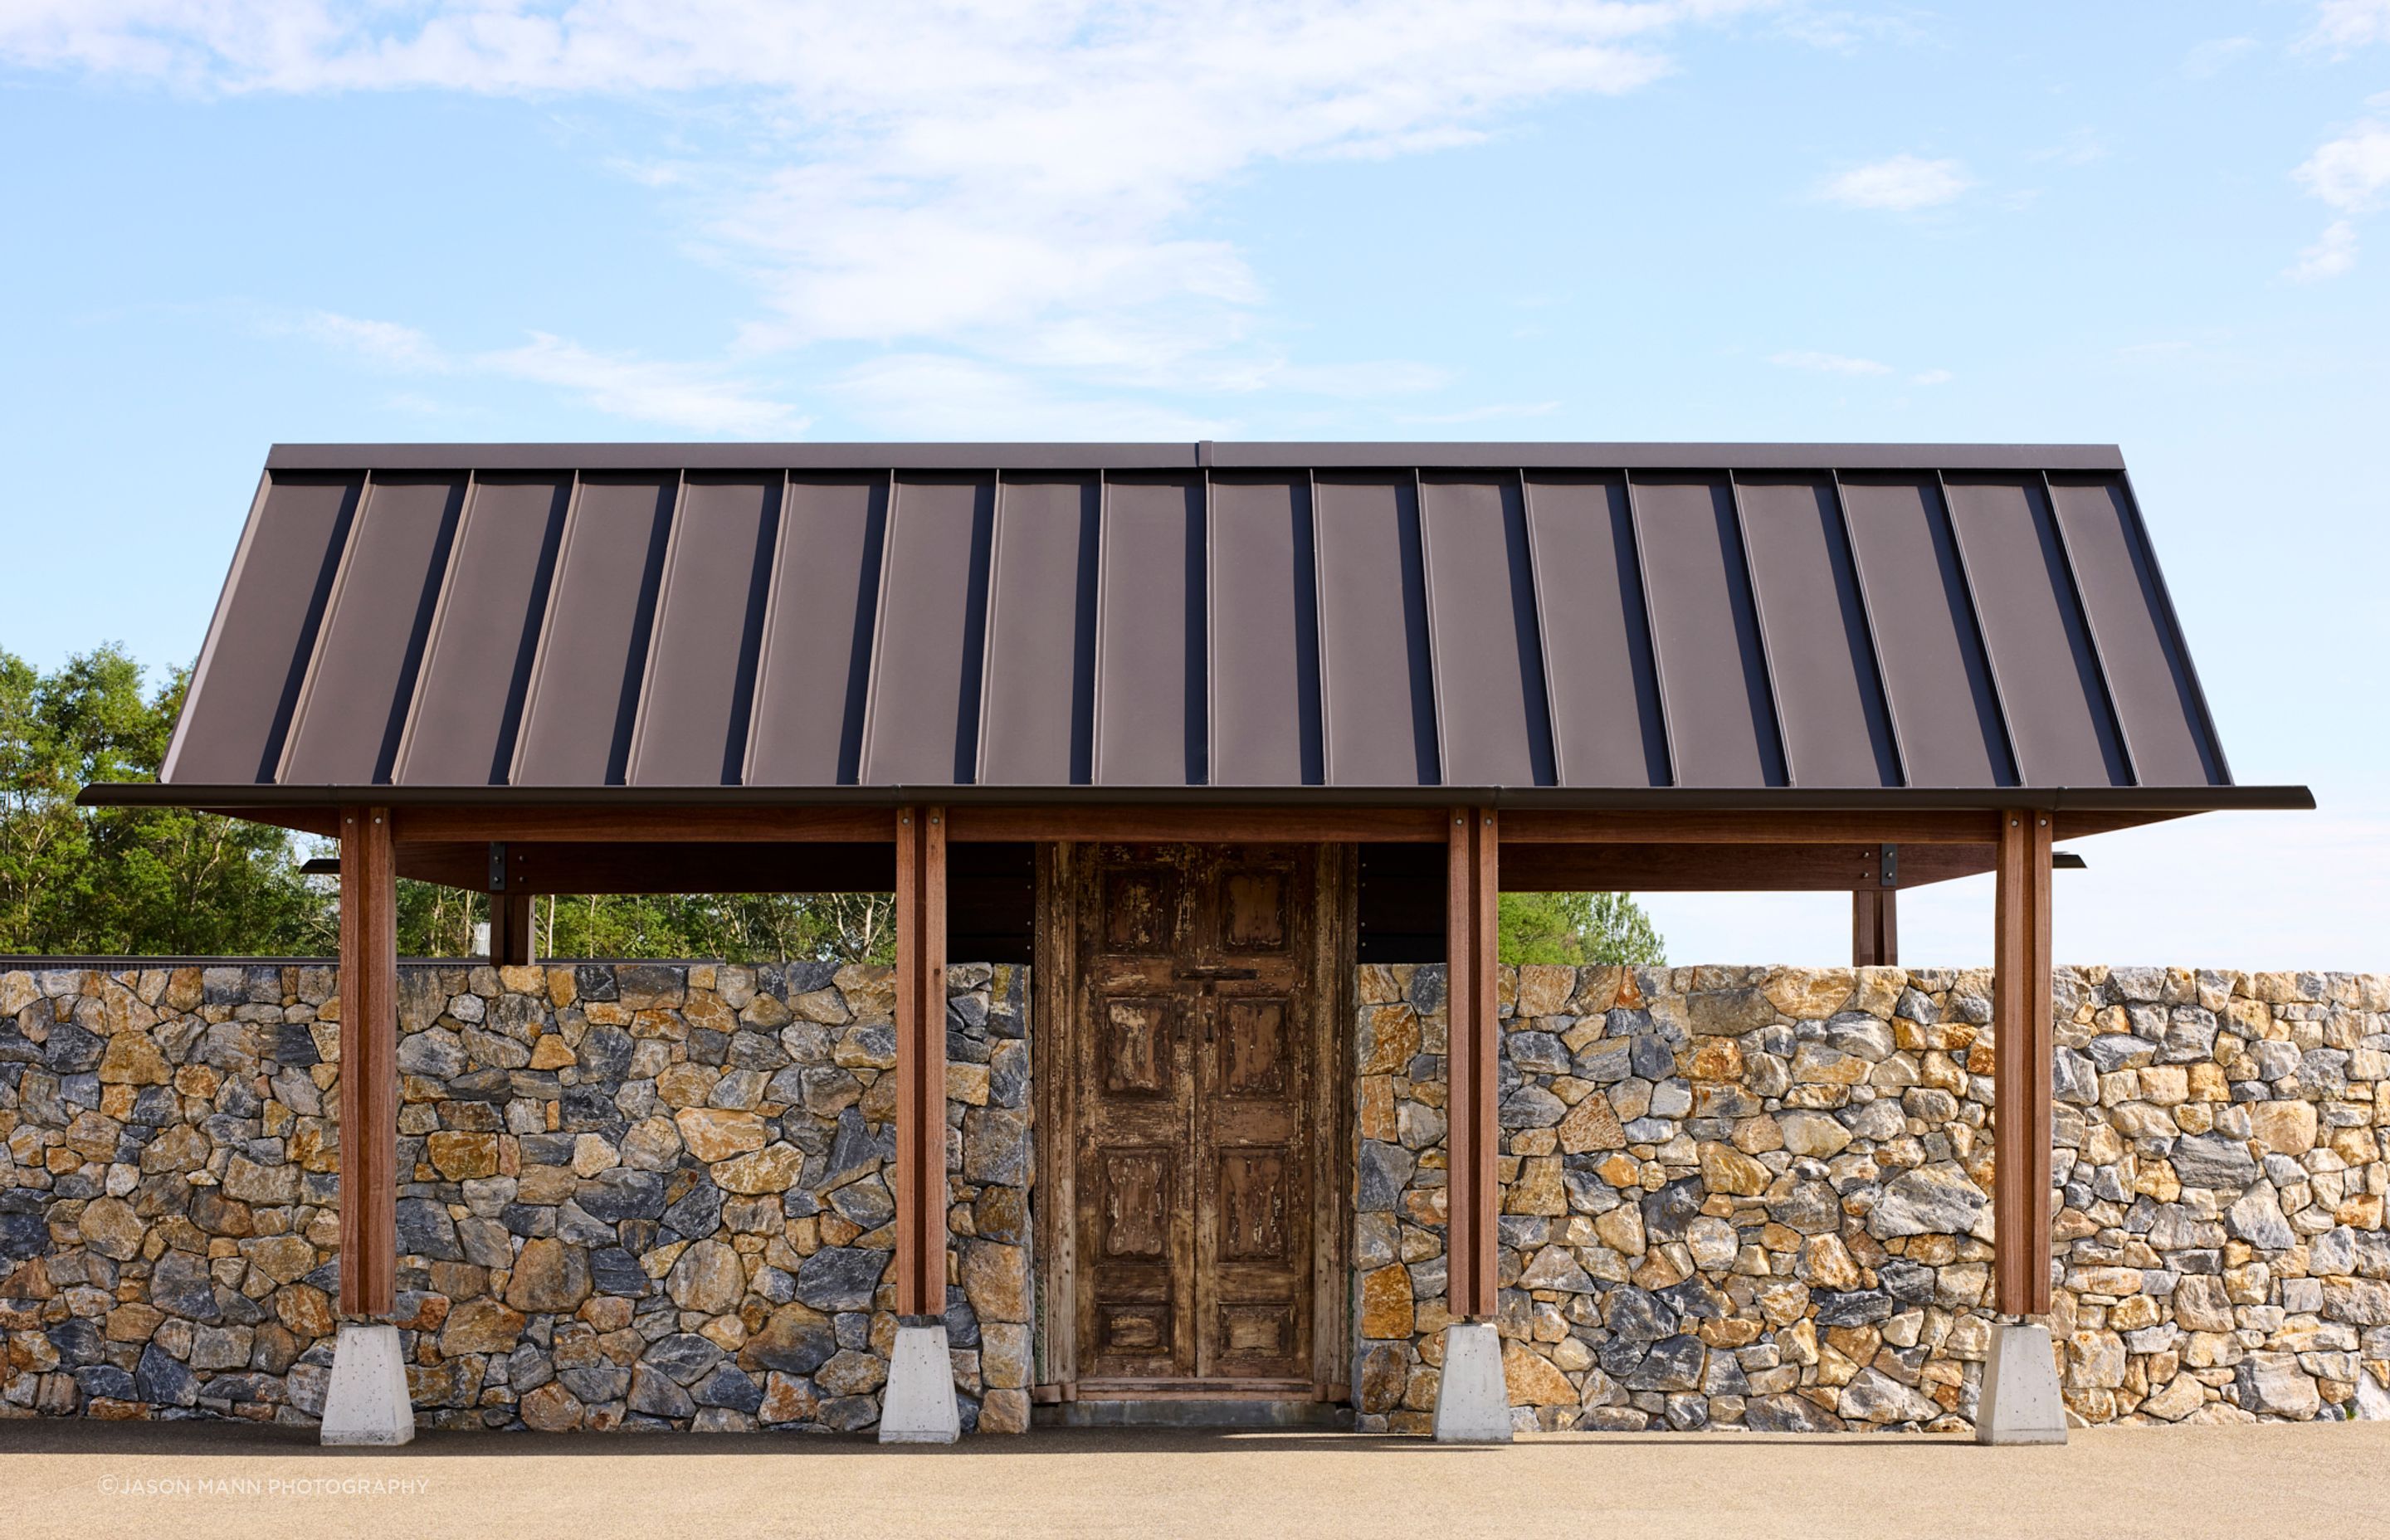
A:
1031,840,1355,1403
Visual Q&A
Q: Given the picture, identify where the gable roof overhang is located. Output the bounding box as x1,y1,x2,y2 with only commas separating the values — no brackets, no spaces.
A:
80,441,2311,825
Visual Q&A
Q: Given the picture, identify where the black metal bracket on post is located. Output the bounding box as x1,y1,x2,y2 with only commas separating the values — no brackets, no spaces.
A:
488,841,508,893
1879,843,1898,888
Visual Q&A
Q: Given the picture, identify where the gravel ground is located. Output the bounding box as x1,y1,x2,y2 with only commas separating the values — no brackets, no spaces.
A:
4,1420,2386,1540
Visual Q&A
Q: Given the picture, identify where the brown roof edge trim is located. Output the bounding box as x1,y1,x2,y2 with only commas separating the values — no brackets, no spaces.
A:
265,442,2131,475
83,781,2315,813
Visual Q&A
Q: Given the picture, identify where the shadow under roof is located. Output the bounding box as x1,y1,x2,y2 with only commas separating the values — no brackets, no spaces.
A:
105,441,2309,816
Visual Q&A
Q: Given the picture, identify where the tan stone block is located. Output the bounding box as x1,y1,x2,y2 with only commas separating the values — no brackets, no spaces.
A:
2249,1101,2318,1157
519,1381,584,1431
1557,1091,1625,1154
1359,1005,1422,1075
440,1298,527,1355
963,1241,1030,1323
529,1036,576,1070
978,1387,1032,1434
1358,1263,1415,1339
1514,966,1575,1020
1689,1039,1744,1081
1507,1156,1567,1215
710,1143,803,1195
428,1131,500,1182
1765,968,1853,1021
1502,1340,1577,1406
945,1062,991,1107
1802,1233,1861,1290
1698,1142,1769,1197
676,1109,768,1162
98,1032,171,1086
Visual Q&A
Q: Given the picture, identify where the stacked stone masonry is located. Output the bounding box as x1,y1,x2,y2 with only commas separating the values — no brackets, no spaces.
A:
0,962,1033,1434
1352,963,2390,1434
9,958,2388,1437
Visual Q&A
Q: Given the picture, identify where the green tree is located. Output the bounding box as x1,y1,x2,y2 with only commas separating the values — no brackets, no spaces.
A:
0,645,908,963
1499,890,1666,967
0,645,329,955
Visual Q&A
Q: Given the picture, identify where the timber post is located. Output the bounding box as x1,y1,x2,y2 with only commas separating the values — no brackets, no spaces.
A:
1979,807,2065,1444
322,804,412,1445
883,804,960,1442
335,806,398,1319
1434,806,1509,1440
1851,887,1898,967
1992,808,2054,1313
893,805,949,1318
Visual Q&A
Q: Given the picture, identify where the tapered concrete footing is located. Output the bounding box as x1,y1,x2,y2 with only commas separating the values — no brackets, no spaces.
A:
320,1323,414,1445
878,1322,960,1445
1977,1322,2066,1445
1432,1322,1512,1442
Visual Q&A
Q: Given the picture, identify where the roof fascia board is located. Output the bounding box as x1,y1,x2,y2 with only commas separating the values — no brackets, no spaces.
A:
265,442,2131,475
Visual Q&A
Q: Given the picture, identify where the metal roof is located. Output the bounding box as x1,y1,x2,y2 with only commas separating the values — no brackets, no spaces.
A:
139,442,2305,811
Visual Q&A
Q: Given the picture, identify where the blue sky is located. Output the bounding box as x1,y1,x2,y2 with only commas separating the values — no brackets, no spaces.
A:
4,2,2386,967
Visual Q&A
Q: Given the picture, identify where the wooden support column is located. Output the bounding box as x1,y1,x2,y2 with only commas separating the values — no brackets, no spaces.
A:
1852,888,1898,967
488,891,534,967
1446,807,1499,1321
1992,809,2054,1315
893,806,948,1319
336,806,398,1319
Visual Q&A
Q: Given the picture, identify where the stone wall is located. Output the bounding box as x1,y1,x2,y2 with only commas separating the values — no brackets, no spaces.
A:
0,962,1033,1434
1353,964,2390,1434
12,954,2389,1439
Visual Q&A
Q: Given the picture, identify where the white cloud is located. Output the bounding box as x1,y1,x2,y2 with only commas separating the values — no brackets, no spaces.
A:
1769,350,1894,376
2181,37,2256,80
1909,368,1953,386
298,311,441,370
2299,0,2390,55
2295,119,2390,211
2289,117,2390,280
1817,154,1972,211
0,2,1764,432
295,309,807,436
479,334,808,436
2289,218,2361,280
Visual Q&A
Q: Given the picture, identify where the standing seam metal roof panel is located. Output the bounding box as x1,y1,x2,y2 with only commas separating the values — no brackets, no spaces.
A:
276,473,464,787
1631,475,1785,789
510,474,676,787
1838,473,2015,788
1209,474,1321,787
1520,473,1671,787
627,475,779,787
1094,475,1205,786
1419,474,1552,788
859,475,991,786
744,476,886,787
152,444,2263,804
1312,474,1438,787
1733,473,1901,787
397,475,570,786
978,475,1098,786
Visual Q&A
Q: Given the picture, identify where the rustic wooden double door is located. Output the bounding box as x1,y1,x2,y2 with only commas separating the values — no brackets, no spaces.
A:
1041,843,1349,1399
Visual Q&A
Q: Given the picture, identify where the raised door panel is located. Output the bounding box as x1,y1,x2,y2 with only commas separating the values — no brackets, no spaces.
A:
1194,846,1314,1382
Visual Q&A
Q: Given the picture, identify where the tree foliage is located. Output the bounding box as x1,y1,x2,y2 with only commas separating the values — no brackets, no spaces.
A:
0,646,896,963
1498,889,1666,967
0,645,328,955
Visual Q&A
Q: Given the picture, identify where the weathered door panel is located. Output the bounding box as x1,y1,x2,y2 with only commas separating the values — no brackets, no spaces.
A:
1074,843,1319,1389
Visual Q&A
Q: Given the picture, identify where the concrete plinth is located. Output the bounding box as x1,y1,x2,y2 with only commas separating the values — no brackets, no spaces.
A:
1432,1322,1512,1442
878,1322,960,1445
319,1323,415,1445
1976,1322,2066,1445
